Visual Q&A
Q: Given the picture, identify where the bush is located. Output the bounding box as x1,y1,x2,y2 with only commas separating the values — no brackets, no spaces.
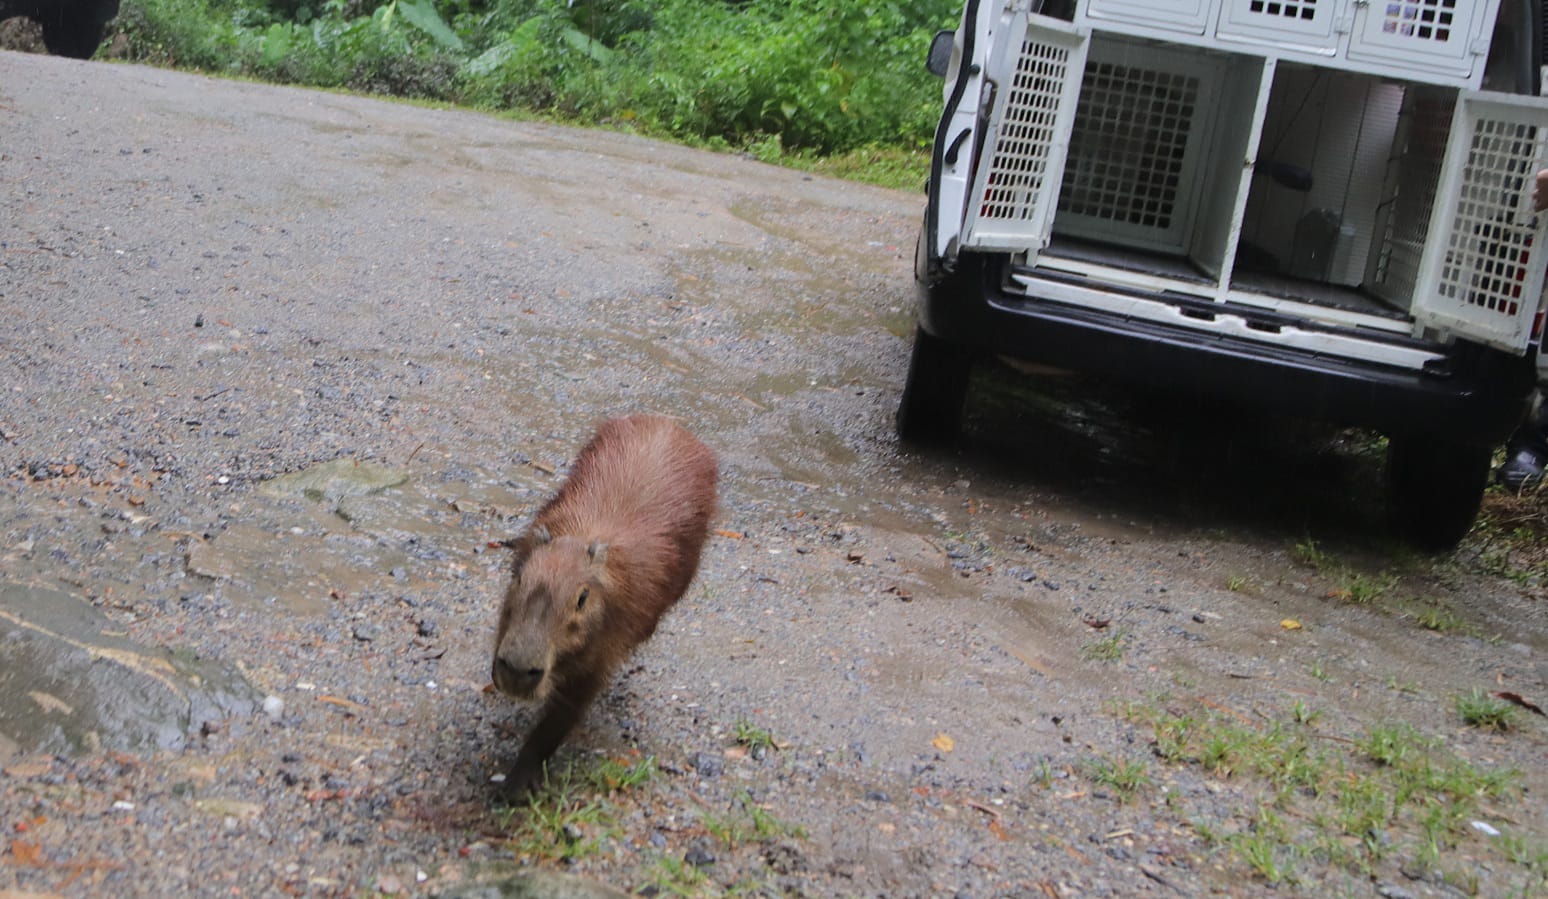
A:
111,0,960,157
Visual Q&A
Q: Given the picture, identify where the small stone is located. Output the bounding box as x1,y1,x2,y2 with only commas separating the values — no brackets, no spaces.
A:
262,695,285,720
684,844,716,868
352,623,380,642
416,619,437,638
865,790,890,802
690,752,723,778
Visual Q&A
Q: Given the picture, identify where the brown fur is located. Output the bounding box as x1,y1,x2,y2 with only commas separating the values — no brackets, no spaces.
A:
491,414,717,795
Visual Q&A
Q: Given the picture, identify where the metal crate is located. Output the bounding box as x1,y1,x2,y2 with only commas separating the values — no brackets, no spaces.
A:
1055,40,1224,254
962,16,1087,251
1413,94,1548,351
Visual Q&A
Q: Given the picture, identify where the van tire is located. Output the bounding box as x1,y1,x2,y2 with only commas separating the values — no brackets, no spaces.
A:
897,326,972,445
1385,437,1493,552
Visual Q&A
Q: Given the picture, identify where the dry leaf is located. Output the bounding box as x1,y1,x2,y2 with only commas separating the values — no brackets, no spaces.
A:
1492,691,1547,716
3,761,53,779
932,733,955,753
1280,619,1302,631
714,529,744,540
9,839,45,866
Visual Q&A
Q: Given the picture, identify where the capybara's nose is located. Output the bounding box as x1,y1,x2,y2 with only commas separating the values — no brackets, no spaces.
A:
492,656,544,696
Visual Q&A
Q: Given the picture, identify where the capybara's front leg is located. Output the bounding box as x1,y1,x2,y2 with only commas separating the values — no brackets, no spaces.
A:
504,678,603,798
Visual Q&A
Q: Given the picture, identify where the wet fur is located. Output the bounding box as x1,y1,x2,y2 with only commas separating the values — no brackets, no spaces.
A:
491,415,717,795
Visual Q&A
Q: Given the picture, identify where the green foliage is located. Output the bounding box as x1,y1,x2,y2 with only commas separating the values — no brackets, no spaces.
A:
111,0,960,161
1116,698,1530,885
1455,688,1520,732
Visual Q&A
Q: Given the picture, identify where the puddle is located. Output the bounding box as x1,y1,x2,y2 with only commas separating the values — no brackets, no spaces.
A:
0,581,257,759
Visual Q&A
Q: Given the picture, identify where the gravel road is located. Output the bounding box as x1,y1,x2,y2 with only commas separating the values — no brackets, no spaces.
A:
2,51,1546,898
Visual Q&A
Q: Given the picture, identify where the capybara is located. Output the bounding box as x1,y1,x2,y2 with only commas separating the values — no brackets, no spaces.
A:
491,414,718,795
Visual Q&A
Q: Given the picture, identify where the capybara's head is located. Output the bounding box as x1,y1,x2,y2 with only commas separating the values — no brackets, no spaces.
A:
492,527,610,701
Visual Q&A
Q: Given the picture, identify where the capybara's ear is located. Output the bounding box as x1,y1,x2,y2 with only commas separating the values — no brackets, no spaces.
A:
587,541,609,566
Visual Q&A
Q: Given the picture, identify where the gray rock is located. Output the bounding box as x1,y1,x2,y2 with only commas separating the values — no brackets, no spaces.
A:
0,581,257,756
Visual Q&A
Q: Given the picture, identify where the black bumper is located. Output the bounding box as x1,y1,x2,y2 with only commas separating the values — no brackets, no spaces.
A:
917,252,1536,444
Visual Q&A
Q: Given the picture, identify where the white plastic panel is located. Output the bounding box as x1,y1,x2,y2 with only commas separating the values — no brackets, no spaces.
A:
1346,0,1492,84
1216,0,1338,55
1413,92,1548,353
1082,0,1216,36
960,14,1089,255
1054,39,1225,254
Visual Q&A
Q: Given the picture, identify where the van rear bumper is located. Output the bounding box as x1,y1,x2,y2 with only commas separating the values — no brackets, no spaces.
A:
916,252,1536,443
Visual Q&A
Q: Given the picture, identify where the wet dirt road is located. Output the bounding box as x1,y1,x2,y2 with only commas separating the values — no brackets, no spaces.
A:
2,51,1547,897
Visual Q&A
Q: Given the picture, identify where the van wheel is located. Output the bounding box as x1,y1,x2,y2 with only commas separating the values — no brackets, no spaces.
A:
1385,437,1493,552
897,326,972,445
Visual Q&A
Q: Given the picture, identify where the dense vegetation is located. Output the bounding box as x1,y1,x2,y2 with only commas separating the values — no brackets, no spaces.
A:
106,0,959,185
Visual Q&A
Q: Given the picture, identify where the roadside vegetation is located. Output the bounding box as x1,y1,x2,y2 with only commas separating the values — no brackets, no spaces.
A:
98,0,957,188
1107,695,1546,893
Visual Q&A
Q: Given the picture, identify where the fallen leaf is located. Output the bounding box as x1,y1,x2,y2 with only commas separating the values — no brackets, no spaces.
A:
3,761,53,779
1083,617,1110,629
1280,619,1302,631
932,733,955,753
884,585,913,601
1492,691,1547,716
193,798,263,820
318,695,366,713
988,819,1010,841
714,529,744,540
9,839,44,866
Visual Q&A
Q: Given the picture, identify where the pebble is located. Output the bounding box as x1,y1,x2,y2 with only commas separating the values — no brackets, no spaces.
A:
690,752,723,778
262,695,285,720
684,844,716,868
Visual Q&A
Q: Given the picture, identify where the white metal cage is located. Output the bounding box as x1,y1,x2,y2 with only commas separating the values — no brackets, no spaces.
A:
962,17,1088,252
1055,41,1221,253
1414,94,1548,351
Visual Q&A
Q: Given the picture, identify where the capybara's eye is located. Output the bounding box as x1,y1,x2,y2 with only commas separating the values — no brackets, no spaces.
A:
576,587,589,611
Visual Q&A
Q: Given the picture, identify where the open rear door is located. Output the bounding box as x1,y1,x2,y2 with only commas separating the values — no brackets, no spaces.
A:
1412,92,1548,354
959,13,1089,260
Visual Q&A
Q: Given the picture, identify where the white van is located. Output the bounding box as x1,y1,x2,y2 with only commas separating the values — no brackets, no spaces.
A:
902,0,1548,549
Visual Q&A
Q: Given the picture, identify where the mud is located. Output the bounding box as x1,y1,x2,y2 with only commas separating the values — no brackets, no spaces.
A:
1,50,1546,897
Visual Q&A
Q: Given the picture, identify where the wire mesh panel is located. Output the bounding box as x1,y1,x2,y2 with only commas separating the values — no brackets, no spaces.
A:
1412,93,1548,353
1368,90,1453,306
1052,40,1223,254
961,16,1088,254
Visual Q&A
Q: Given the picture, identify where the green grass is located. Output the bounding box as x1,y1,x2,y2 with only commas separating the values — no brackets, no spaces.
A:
1085,756,1152,803
733,718,781,753
702,792,807,847
1080,631,1126,663
496,753,659,863
1456,688,1520,732
1116,697,1531,886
